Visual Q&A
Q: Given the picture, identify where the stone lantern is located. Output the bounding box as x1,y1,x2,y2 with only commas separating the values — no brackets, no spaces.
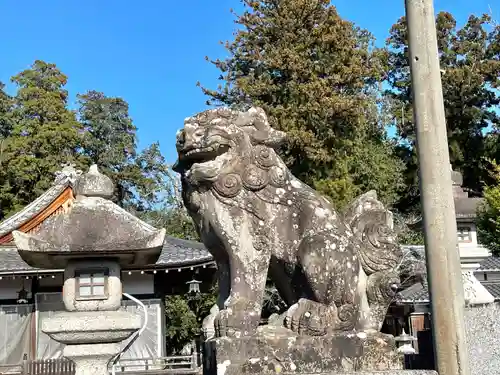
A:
186,278,202,294
12,165,166,375
395,329,417,355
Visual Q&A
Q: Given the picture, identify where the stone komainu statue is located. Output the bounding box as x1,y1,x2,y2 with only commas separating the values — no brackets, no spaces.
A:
174,107,404,338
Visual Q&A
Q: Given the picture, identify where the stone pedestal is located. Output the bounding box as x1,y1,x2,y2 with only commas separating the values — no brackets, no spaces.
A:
203,327,407,375
63,343,121,375
42,311,141,375
280,373,437,375
357,333,403,371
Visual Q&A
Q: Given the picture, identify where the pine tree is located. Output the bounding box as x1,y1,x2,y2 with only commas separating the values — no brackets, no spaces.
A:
0,62,175,221
200,0,404,208
77,90,170,212
477,160,500,255
386,12,500,213
0,61,85,217
0,82,12,138
0,82,14,219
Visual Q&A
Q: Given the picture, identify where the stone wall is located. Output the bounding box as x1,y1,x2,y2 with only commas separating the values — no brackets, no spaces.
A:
465,304,500,375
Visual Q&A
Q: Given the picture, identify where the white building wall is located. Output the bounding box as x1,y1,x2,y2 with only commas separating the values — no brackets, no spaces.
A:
458,222,491,270
459,223,477,244
0,272,154,302
0,278,32,300
122,273,154,295
39,274,64,288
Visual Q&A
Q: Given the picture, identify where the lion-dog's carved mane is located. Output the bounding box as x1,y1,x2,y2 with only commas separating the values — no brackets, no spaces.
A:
174,107,404,337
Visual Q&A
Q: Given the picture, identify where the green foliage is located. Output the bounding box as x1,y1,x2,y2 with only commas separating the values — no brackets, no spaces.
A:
0,83,14,220
0,82,13,138
477,160,500,255
386,12,500,213
142,207,198,241
0,61,172,220
396,223,425,246
397,229,425,246
164,288,217,355
200,0,404,209
390,210,425,245
0,61,86,217
164,295,198,355
138,170,199,241
77,91,170,212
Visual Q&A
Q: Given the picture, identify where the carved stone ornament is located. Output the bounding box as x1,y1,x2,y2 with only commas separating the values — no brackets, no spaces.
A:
242,164,268,191
252,144,275,170
268,165,287,187
213,173,242,198
173,107,414,339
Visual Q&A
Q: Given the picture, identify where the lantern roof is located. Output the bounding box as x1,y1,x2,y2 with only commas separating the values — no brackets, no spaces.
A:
12,165,166,269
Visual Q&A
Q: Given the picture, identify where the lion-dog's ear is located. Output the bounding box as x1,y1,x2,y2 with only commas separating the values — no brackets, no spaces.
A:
238,107,287,149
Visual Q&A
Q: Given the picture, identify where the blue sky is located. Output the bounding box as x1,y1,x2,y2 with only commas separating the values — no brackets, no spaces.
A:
0,0,496,163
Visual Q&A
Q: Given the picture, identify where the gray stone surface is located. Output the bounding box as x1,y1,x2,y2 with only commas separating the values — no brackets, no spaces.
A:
465,304,500,375
280,372,437,375
74,164,114,199
204,329,404,375
11,165,161,375
0,236,214,273
407,2,471,373
42,310,141,344
12,165,165,269
174,107,415,338
63,343,121,375
63,260,122,311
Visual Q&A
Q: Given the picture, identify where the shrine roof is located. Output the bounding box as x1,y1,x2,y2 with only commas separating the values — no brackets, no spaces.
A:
0,164,215,271
397,281,430,303
0,165,80,239
397,273,496,305
477,256,500,272
0,236,213,274
397,251,497,305
482,283,500,300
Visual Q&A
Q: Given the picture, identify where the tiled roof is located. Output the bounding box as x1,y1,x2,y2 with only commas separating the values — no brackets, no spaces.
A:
0,243,427,276
478,256,500,271
482,283,500,300
0,236,214,274
0,246,39,273
396,247,500,304
397,281,429,303
0,166,81,238
158,236,213,266
398,271,496,304
0,164,214,273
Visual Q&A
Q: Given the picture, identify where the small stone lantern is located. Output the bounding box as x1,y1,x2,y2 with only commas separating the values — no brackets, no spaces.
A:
395,329,417,355
12,165,165,375
186,278,202,294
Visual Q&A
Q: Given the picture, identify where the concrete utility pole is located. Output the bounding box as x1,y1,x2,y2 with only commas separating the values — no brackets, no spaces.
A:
404,1,470,375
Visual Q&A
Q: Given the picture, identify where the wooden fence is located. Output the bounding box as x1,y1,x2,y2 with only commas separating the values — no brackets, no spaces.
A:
0,359,76,375
110,353,201,374
23,359,75,375
0,363,22,374
0,355,199,375
0,355,203,375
